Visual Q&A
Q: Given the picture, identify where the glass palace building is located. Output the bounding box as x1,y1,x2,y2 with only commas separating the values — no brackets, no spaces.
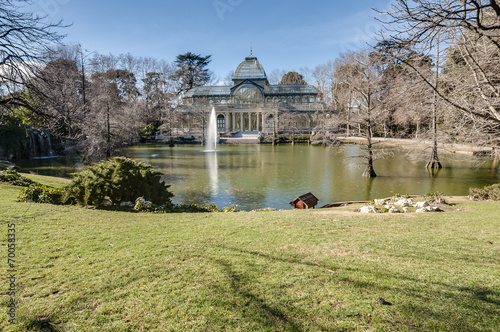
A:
183,53,322,134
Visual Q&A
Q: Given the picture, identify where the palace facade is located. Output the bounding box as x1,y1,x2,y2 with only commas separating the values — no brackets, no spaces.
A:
183,53,322,134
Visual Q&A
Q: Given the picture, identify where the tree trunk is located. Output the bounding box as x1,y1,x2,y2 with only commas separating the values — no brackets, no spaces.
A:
416,119,420,139
426,140,442,169
426,37,442,170
106,102,111,158
272,112,277,146
201,111,205,146
426,96,442,170
363,133,377,177
363,97,377,178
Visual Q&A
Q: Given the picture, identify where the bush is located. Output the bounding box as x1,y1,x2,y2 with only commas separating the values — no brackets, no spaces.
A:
19,184,64,204
0,169,36,186
156,203,222,213
1,169,65,204
140,124,157,137
423,191,446,204
63,157,174,207
296,135,312,141
469,183,500,201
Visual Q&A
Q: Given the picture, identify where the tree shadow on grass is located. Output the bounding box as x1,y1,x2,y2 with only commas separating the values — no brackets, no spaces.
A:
458,285,500,306
23,315,61,332
209,257,308,331
214,244,500,331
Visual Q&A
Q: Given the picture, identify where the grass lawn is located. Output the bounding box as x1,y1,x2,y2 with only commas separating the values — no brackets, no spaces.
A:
0,176,499,331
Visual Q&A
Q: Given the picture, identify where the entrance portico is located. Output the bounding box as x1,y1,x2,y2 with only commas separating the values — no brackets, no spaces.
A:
217,110,264,132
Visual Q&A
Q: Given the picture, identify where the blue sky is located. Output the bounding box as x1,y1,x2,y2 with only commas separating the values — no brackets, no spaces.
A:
28,0,395,80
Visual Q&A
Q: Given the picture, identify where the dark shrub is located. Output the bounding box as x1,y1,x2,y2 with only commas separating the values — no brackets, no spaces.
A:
63,157,173,206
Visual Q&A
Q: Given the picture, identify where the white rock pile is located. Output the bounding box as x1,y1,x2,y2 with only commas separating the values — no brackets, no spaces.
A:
358,197,444,214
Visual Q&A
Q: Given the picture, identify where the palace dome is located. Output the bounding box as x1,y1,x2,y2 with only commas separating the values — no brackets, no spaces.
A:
233,54,267,81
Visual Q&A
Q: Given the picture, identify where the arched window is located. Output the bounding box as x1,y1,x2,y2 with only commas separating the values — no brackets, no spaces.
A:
232,84,263,104
217,114,225,131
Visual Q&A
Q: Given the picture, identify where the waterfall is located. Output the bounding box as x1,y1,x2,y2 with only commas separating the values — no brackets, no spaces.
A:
29,129,54,158
205,107,217,152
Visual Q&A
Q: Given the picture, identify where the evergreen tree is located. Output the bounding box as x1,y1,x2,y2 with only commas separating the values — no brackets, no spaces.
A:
173,52,212,94
279,71,307,85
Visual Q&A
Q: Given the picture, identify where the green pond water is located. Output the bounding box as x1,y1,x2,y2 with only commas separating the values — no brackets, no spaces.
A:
14,144,500,210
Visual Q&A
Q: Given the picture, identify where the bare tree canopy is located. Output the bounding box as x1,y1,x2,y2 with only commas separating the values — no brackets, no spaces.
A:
378,0,500,47
0,0,65,96
378,0,500,144
335,49,382,177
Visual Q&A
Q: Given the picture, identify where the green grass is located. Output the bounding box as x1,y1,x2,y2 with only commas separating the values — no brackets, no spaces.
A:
0,177,499,331
19,173,71,188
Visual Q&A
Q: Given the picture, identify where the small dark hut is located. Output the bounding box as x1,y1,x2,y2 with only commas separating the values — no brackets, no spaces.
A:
290,192,319,210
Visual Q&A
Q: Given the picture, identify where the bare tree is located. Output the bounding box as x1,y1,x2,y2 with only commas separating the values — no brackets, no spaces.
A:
80,55,143,160
335,49,382,178
311,63,331,104
0,0,65,113
223,70,235,86
268,69,286,85
32,52,86,140
378,0,500,150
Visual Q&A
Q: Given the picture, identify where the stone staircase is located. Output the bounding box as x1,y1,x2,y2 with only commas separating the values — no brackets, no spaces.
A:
220,131,260,144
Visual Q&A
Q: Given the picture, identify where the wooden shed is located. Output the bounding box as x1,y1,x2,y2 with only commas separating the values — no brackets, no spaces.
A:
290,192,319,209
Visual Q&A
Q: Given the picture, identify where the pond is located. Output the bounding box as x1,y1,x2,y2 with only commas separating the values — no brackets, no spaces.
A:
15,144,500,211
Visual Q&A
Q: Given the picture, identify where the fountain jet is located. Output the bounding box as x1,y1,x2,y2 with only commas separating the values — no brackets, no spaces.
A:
205,107,217,152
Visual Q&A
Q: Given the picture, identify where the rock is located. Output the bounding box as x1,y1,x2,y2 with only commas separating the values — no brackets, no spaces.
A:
359,206,377,213
120,201,134,207
388,207,401,213
402,207,410,213
134,197,153,211
416,206,443,213
251,207,276,212
394,198,414,207
102,199,113,207
375,199,388,206
415,201,430,208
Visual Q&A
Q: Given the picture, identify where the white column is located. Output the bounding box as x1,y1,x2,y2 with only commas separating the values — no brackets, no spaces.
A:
248,112,251,131
225,111,229,131
240,112,244,131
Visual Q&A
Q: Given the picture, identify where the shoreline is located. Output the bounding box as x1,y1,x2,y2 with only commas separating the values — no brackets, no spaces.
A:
336,136,497,155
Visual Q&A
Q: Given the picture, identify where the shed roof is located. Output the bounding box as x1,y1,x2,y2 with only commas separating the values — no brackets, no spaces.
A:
290,192,319,206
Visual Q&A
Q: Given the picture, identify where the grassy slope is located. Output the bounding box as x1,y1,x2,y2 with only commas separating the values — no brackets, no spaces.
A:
0,178,499,331
19,173,71,188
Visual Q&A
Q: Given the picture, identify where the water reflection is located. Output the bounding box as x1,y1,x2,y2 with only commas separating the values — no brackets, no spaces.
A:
206,152,218,196
12,144,500,211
